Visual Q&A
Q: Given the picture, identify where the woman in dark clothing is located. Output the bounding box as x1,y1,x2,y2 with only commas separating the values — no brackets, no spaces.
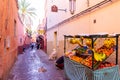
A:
36,37,40,49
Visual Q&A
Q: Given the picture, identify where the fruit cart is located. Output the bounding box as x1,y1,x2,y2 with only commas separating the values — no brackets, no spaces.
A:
64,34,120,80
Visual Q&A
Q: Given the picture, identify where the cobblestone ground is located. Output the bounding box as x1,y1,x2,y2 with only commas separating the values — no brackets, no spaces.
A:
7,48,67,80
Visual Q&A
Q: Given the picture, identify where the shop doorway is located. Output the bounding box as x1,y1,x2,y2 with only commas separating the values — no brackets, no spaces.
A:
54,31,57,49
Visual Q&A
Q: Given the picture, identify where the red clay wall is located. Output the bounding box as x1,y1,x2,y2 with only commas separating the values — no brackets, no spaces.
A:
0,0,20,79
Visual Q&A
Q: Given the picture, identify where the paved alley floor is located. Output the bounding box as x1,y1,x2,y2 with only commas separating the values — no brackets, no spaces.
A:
7,48,67,80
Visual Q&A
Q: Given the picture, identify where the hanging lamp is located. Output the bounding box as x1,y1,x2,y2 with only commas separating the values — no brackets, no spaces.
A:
69,0,76,14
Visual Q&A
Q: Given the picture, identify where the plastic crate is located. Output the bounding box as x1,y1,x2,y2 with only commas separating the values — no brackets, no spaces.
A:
64,57,120,80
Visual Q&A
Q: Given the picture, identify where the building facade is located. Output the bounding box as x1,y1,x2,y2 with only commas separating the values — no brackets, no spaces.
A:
37,0,47,52
0,0,24,79
47,0,120,57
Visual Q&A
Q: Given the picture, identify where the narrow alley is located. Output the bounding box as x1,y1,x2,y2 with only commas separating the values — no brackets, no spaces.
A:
7,47,66,80
1,0,120,80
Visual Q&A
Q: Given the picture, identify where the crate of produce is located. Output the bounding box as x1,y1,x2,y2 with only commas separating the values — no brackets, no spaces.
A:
64,57,92,80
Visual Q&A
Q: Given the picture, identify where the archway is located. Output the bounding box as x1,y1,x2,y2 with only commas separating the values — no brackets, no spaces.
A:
36,35,44,50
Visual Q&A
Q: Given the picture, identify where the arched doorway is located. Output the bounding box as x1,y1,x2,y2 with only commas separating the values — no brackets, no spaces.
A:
36,35,44,50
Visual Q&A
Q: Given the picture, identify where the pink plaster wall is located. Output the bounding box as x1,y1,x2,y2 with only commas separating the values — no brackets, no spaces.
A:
17,16,25,46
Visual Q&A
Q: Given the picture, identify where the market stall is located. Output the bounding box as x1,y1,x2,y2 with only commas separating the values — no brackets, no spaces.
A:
64,34,120,80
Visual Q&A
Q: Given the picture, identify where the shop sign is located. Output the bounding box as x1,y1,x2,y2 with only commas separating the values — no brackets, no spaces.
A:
38,29,45,35
51,5,58,12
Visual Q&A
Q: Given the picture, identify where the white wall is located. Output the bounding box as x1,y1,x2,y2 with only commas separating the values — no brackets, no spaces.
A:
89,0,120,34
47,0,69,28
47,0,120,56
47,0,106,29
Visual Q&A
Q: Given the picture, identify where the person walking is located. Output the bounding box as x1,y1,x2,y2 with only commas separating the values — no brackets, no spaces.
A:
36,37,40,49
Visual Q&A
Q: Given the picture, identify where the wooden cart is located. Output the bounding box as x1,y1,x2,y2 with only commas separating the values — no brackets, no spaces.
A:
64,34,120,80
